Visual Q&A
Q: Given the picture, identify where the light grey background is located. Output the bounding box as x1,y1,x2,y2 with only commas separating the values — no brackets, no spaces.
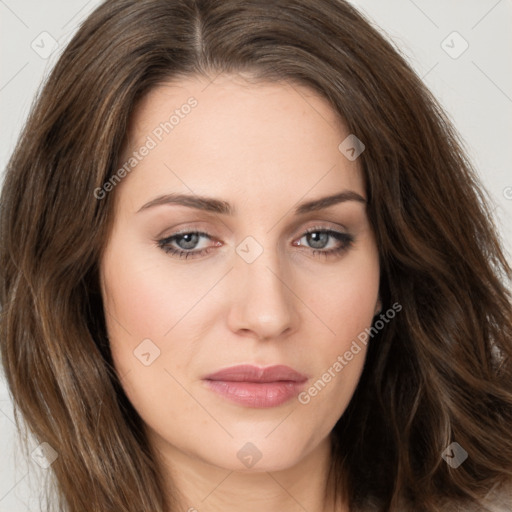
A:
1,1,511,510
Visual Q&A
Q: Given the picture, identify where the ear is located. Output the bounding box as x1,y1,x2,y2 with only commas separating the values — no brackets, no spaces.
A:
374,296,382,316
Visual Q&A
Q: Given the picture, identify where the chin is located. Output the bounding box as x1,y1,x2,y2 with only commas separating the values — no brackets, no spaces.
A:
199,432,324,473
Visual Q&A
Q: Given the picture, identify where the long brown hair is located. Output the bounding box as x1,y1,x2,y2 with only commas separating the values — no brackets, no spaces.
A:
1,1,511,511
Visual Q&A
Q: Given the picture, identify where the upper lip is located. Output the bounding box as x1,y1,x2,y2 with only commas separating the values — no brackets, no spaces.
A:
203,364,308,383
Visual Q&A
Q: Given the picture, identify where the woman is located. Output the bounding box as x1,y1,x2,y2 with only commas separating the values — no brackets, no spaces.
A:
1,0,511,511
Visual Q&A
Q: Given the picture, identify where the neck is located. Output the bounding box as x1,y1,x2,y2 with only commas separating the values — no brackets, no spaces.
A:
151,434,347,512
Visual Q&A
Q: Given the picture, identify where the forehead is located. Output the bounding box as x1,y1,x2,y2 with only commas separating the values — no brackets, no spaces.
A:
116,73,365,209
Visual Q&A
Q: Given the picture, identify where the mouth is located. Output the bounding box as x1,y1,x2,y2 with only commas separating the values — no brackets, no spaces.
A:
202,364,308,408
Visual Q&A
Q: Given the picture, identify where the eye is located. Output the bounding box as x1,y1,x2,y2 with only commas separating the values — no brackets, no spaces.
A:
293,228,354,258
156,231,219,259
156,227,354,260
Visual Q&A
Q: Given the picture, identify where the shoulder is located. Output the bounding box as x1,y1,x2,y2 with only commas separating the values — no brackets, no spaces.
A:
478,481,512,512
453,481,512,512
398,482,512,512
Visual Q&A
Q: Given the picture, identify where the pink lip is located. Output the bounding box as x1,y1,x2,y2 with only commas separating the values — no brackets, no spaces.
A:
202,364,308,408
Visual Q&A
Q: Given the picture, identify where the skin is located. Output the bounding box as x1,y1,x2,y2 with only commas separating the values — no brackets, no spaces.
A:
100,73,381,512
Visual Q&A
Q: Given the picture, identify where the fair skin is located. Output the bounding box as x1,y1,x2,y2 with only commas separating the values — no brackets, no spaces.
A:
100,73,381,512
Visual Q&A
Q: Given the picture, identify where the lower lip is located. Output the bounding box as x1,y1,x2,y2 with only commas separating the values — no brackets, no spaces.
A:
203,380,305,408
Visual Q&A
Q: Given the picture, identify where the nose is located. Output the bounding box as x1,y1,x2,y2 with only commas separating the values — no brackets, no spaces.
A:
226,244,299,341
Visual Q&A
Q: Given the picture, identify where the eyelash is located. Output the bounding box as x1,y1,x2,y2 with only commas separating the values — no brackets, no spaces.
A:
156,226,354,260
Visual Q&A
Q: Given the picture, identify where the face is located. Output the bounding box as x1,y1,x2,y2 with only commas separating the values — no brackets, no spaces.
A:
100,73,380,474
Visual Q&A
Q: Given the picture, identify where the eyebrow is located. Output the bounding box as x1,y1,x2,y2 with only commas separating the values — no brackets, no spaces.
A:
137,190,366,215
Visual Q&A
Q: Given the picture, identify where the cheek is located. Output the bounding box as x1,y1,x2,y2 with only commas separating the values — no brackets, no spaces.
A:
308,249,380,346
100,233,223,350
295,291,376,442
99,244,204,434
99,234,229,408
297,246,379,414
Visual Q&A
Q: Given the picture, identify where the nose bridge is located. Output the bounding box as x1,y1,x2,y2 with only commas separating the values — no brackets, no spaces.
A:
228,234,298,339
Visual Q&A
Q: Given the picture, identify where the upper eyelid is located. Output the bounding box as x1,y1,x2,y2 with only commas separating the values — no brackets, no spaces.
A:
159,219,350,238
161,225,348,240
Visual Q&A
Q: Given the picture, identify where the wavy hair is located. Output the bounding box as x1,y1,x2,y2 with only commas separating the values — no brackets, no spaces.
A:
1,0,511,511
